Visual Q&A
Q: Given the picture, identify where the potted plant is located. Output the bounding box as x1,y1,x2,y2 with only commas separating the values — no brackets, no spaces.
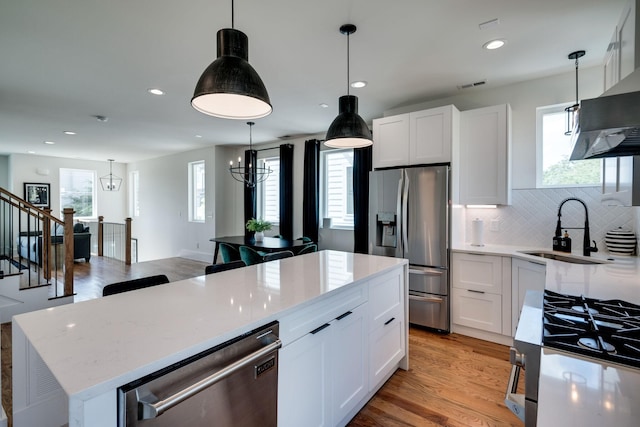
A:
246,218,272,242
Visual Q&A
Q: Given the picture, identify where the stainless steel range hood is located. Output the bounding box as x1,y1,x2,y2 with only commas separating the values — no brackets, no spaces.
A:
570,69,640,160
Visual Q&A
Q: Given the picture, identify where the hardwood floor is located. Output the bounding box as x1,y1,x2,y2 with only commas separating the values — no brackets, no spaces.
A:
348,328,522,427
2,257,521,426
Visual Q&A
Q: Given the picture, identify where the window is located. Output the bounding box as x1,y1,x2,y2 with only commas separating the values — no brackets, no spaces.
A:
129,170,139,217
188,160,205,222
322,149,354,228
536,104,601,187
258,157,280,224
60,168,96,219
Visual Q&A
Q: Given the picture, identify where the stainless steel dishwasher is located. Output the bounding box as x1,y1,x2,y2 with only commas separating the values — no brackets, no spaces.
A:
118,321,281,426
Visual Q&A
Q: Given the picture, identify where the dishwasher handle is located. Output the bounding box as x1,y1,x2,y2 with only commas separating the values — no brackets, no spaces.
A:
138,337,282,419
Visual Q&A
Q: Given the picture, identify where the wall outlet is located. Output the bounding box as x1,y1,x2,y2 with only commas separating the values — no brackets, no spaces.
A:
490,219,500,232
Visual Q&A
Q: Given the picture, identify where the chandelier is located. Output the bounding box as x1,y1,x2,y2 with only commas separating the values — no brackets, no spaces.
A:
100,159,122,191
229,122,271,187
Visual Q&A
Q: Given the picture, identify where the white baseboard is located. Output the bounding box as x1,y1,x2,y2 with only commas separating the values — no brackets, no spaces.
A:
177,249,212,264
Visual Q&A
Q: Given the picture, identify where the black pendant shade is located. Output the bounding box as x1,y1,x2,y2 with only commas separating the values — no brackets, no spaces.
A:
192,28,272,120
325,95,373,148
325,24,372,148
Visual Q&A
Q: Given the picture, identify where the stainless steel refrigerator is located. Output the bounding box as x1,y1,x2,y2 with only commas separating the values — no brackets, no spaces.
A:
368,165,450,332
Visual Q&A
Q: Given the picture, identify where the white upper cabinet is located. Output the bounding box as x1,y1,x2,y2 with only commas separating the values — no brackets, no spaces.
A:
455,104,512,205
372,105,459,169
604,0,639,91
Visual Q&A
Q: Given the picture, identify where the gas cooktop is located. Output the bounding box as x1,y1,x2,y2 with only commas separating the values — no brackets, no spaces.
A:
543,290,640,369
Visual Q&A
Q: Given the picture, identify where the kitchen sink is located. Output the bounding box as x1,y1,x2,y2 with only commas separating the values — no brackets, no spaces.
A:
518,251,608,265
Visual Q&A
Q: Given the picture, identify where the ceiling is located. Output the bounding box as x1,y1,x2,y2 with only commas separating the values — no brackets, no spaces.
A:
0,0,628,163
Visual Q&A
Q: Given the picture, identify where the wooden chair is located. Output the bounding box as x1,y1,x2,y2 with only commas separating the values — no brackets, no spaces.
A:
205,260,246,274
102,274,170,296
263,250,294,262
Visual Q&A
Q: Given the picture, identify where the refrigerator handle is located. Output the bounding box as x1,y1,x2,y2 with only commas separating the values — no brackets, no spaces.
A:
401,169,409,257
396,175,404,255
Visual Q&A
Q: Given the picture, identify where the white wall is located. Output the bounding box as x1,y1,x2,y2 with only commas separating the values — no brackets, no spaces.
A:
385,66,605,189
0,155,8,189
7,154,127,222
127,147,216,262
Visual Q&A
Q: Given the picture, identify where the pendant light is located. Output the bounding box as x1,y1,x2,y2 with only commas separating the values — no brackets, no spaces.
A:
564,50,585,135
325,24,373,148
100,159,122,191
229,122,272,187
191,0,272,120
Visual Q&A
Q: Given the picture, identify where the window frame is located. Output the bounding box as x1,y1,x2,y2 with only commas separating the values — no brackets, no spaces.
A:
536,103,602,188
257,156,280,225
59,168,97,220
188,160,205,223
321,148,354,230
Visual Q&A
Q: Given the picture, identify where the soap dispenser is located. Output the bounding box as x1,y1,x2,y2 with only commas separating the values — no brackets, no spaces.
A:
561,230,572,253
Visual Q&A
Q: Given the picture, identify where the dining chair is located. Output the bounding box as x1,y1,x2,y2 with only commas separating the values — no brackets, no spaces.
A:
219,243,241,263
296,236,313,243
297,243,318,255
102,274,170,296
205,260,246,274
263,250,294,262
239,246,265,266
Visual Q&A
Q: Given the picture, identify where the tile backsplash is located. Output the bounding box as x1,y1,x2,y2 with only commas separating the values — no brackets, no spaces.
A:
459,187,637,254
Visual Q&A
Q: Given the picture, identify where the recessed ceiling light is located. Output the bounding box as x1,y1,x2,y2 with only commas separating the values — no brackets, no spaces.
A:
350,81,367,88
195,134,203,138
147,88,165,95
44,141,55,145
27,150,35,154
483,39,506,50
63,131,76,135
319,103,329,108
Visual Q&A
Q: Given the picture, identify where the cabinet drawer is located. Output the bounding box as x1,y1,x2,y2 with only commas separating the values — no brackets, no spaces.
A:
369,316,405,389
279,285,367,346
452,253,503,294
368,268,404,331
452,288,502,334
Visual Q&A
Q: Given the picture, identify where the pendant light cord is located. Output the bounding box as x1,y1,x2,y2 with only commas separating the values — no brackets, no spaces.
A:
346,31,350,96
231,0,235,28
574,55,579,105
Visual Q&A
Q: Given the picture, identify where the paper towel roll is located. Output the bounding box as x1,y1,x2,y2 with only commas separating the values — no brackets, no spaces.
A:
471,218,484,246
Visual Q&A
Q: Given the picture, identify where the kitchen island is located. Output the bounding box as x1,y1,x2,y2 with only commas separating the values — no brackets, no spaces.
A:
12,250,408,427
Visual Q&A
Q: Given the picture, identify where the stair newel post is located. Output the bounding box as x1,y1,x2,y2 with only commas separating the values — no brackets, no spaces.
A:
63,208,75,296
42,209,52,280
98,216,104,257
125,217,132,265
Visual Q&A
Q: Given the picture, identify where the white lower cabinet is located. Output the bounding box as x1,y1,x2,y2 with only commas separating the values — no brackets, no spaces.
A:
278,266,407,427
511,258,546,335
278,303,367,427
451,252,511,342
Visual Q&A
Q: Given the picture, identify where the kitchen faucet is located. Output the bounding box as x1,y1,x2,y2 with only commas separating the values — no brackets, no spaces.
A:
554,197,598,256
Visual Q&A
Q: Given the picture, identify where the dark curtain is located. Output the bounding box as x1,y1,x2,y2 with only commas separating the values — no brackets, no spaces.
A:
279,144,294,240
243,149,257,240
302,139,320,243
353,145,372,254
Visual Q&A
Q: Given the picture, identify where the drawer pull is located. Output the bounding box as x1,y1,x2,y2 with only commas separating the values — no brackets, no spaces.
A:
310,323,331,334
384,317,395,326
468,289,485,294
336,311,353,321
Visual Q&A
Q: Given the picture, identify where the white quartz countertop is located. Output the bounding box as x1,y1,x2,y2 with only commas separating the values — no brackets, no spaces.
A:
453,244,640,304
13,250,407,401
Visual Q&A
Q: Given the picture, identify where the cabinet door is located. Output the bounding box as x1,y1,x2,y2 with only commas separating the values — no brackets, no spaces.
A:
451,287,502,334
458,104,511,205
409,106,454,164
278,326,331,427
451,253,503,294
618,0,637,82
373,114,410,169
511,259,546,336
331,304,368,425
604,30,619,91
369,315,405,389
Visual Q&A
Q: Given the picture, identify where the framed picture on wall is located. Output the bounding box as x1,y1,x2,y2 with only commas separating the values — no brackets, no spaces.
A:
24,183,50,208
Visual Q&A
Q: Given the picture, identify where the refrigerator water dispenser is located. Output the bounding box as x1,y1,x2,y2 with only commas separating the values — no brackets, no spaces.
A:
376,212,397,248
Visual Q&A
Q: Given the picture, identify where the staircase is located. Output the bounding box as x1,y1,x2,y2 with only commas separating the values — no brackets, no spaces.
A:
0,187,76,320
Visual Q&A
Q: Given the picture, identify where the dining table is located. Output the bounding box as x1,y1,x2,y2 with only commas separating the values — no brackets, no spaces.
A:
209,235,310,263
